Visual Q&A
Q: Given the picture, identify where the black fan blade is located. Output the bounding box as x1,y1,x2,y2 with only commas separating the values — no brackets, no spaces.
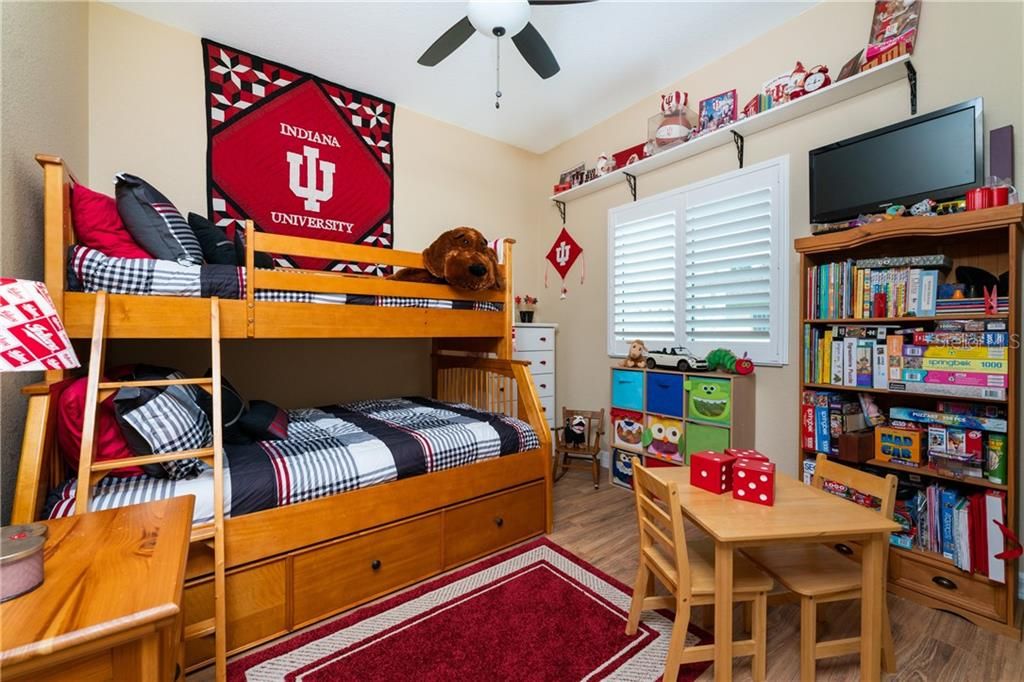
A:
418,16,474,66
512,22,560,79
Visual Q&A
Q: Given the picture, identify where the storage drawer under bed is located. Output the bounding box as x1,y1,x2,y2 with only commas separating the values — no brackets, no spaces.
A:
183,558,287,670
443,482,547,568
291,513,444,628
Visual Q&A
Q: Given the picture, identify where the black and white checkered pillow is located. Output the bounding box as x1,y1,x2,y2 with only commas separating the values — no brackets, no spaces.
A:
115,174,202,265
114,367,210,480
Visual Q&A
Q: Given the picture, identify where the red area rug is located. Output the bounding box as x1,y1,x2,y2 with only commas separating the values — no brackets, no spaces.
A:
229,537,711,681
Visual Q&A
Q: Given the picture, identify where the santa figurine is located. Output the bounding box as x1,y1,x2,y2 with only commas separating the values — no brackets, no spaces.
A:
656,90,691,147
595,153,611,176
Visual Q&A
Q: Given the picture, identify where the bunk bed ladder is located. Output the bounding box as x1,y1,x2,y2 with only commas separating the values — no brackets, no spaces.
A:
75,290,229,681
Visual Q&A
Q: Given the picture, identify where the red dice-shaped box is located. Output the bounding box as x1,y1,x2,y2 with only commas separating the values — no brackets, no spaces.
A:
732,459,776,506
725,448,769,462
689,451,737,494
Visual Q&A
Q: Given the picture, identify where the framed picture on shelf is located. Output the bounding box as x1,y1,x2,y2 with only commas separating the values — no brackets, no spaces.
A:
698,89,738,133
559,162,586,187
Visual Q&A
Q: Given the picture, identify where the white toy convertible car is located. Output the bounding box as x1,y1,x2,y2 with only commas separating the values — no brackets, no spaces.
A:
645,346,709,371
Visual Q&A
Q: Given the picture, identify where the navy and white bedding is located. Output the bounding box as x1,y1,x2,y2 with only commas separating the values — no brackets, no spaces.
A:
67,245,503,311
46,397,539,524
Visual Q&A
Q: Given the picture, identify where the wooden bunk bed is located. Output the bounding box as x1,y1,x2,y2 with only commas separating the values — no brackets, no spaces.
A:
13,155,553,676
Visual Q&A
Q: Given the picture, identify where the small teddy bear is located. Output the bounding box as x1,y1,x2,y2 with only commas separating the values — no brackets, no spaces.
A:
620,339,648,368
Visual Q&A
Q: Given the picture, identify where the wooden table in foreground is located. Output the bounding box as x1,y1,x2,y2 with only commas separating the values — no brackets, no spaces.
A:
0,497,194,682
648,466,899,682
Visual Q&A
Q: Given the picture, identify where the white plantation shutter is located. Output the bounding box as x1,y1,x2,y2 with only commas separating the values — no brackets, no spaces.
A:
608,196,679,356
608,157,788,365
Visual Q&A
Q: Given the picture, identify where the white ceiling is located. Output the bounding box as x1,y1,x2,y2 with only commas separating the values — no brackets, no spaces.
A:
112,1,817,153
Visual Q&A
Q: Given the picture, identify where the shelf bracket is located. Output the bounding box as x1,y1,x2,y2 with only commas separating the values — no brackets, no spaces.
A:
732,131,745,169
623,172,637,202
554,199,566,225
905,60,917,115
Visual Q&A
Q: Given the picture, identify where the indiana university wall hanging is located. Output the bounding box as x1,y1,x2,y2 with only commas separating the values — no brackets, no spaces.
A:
203,39,395,273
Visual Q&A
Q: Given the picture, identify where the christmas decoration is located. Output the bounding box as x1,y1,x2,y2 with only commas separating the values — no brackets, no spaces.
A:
544,227,584,299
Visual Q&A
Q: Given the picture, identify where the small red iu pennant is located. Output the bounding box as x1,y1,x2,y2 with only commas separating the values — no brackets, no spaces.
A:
545,227,584,299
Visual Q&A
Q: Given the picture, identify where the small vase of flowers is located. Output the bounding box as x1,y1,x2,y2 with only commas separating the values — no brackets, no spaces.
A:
515,295,537,323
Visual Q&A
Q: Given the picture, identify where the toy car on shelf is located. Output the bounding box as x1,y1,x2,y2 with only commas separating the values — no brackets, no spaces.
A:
645,346,709,371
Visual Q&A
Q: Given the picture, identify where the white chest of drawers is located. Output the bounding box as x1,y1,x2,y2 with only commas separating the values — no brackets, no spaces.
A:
513,323,557,430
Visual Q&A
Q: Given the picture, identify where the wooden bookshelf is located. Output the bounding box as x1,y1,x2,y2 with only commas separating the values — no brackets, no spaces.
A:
794,204,1022,639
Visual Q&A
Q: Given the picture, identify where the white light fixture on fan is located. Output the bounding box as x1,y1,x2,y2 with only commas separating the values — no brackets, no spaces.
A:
417,0,595,107
467,0,531,39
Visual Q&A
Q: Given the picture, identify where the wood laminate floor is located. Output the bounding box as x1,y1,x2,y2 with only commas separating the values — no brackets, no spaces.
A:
194,469,1023,680
551,470,1024,681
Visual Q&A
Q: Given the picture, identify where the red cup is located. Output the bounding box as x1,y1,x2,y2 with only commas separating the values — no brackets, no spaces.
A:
965,187,992,211
991,186,1010,207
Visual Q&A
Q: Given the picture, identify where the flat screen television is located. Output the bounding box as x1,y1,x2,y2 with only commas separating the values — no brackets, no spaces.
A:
809,98,983,223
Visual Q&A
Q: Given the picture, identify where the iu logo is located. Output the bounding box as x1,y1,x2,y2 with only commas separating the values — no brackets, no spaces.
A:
287,145,336,212
555,240,571,267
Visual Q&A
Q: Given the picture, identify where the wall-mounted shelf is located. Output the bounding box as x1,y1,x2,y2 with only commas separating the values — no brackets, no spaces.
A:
550,55,915,208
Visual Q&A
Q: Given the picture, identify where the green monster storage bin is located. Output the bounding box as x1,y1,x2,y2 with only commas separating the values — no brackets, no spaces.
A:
686,377,732,425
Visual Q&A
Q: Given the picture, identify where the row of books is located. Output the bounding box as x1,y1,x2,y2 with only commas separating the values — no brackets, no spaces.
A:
803,321,1010,401
896,485,1010,582
804,325,889,389
806,258,945,320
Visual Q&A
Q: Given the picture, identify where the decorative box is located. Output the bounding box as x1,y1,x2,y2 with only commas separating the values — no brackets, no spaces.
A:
725,448,768,462
836,430,874,463
612,143,648,170
1,523,47,602
690,450,736,494
732,459,776,506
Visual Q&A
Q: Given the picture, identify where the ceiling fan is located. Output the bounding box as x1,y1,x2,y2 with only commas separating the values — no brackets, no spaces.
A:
418,0,597,98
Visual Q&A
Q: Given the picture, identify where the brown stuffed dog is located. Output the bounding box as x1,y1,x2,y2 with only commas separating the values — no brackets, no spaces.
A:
389,227,504,291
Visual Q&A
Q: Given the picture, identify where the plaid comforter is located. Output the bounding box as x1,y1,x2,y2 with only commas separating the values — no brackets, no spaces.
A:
67,246,503,311
46,397,539,523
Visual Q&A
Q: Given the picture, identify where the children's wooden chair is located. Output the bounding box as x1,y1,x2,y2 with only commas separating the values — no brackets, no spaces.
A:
742,453,898,681
626,458,773,682
553,407,605,489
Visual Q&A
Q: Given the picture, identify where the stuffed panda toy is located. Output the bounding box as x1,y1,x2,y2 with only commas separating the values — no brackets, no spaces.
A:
564,415,588,448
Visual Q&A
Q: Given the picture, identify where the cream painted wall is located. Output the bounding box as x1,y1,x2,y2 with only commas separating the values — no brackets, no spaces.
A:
0,1,90,523
86,3,541,407
525,0,1024,499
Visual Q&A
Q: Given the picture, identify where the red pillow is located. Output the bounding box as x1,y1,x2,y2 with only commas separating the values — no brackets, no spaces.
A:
56,376,145,477
71,184,153,259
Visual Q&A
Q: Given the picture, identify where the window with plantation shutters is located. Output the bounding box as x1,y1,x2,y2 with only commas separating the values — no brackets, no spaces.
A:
608,196,679,355
608,157,789,366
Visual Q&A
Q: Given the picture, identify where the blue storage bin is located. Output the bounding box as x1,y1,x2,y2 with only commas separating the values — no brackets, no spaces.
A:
645,371,684,417
611,369,644,411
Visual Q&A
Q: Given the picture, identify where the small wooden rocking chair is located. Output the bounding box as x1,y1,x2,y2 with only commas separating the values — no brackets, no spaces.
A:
553,407,605,489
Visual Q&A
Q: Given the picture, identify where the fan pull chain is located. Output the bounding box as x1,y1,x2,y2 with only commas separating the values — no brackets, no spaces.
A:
495,38,502,109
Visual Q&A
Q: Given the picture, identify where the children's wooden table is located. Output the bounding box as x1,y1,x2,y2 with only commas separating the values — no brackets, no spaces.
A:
0,497,194,681
646,466,899,682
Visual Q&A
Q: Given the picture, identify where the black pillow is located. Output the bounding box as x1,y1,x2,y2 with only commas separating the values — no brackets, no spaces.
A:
115,174,203,264
187,212,274,269
240,400,289,441
196,371,251,445
188,213,236,265
233,230,275,270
